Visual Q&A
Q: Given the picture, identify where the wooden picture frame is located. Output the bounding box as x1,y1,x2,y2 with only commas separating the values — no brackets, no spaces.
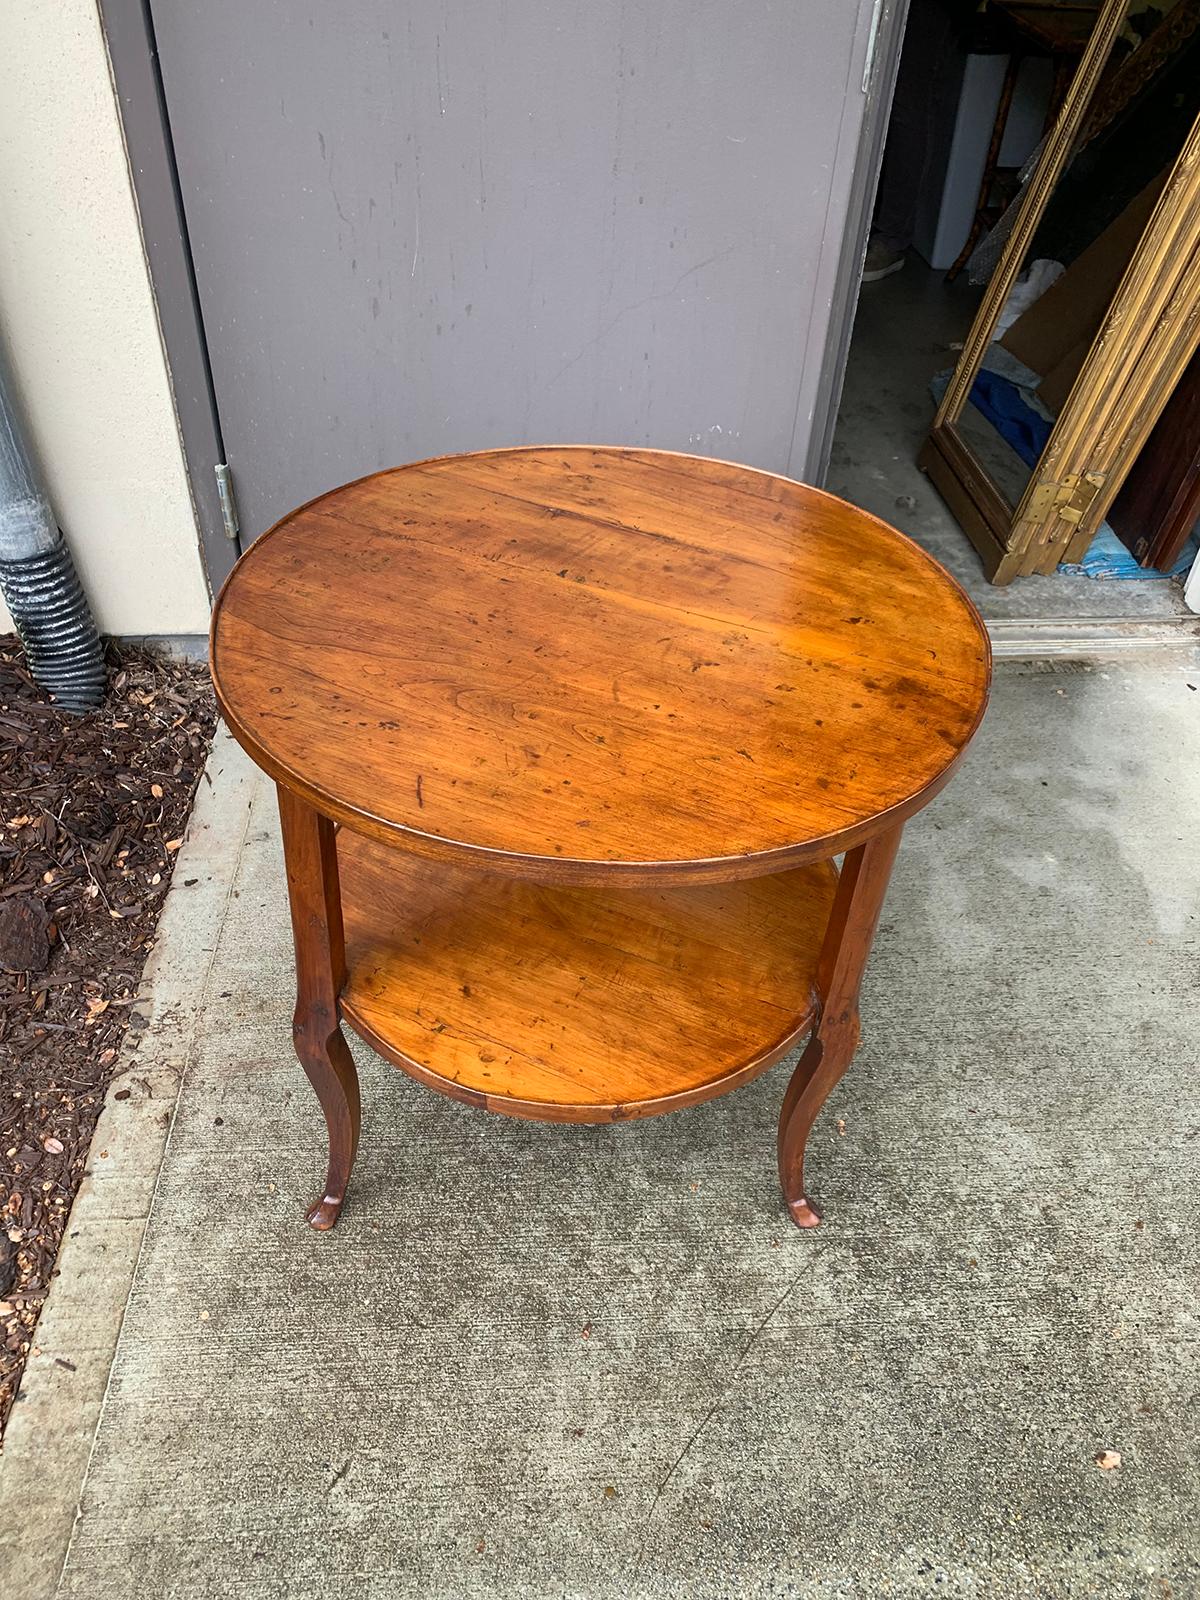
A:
919,0,1200,585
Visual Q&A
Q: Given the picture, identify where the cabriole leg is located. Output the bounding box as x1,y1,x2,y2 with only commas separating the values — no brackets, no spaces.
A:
277,786,361,1230
779,823,903,1228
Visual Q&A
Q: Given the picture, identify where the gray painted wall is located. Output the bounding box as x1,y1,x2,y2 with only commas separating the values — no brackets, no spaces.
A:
150,0,880,542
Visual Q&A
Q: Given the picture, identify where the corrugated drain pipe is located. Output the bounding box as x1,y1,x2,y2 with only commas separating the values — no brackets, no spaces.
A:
0,342,105,712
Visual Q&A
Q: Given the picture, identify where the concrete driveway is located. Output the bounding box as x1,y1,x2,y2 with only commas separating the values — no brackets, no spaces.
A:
2,658,1198,1599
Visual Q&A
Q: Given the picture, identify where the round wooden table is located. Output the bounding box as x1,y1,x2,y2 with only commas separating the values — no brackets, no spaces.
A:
210,447,991,1231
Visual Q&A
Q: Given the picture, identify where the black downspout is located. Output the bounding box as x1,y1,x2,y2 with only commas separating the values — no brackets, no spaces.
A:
0,340,105,713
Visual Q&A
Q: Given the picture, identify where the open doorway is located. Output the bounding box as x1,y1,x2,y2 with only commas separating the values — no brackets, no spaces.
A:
830,0,1200,630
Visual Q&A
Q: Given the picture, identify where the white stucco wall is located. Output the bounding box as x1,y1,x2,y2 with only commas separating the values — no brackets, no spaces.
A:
0,0,211,636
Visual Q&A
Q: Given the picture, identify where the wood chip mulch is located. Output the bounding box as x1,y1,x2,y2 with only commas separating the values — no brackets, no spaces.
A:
0,636,215,1438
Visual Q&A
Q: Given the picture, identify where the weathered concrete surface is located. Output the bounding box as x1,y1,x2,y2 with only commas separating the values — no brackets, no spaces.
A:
0,730,259,1600
6,662,1200,1599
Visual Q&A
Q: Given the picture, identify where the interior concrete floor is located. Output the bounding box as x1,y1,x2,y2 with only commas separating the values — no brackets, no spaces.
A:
3,659,1198,1599
828,262,1195,623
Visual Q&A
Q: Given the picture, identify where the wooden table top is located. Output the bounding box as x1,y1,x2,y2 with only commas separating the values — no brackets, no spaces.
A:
211,447,990,884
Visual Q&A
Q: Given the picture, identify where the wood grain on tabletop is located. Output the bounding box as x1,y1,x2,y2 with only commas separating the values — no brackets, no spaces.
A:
211,447,990,882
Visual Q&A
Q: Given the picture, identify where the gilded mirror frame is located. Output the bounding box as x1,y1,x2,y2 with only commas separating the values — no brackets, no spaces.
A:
919,0,1200,584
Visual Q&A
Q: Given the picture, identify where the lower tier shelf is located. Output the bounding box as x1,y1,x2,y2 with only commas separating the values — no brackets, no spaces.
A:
337,832,837,1123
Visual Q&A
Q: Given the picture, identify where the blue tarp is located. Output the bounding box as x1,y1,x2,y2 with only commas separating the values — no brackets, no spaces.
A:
967,367,1052,469
1059,522,1198,580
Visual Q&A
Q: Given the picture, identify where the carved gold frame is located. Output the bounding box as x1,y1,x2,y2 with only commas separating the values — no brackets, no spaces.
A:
918,0,1200,584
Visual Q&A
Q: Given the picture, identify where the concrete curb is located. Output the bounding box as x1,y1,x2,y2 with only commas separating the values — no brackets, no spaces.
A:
987,614,1200,658
0,728,262,1600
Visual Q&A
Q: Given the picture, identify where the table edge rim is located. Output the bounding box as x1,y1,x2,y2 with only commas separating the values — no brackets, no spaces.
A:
209,444,993,883
339,996,819,1124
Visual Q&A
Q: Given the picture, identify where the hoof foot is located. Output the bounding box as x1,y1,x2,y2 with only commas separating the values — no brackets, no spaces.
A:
788,1195,822,1229
305,1193,344,1230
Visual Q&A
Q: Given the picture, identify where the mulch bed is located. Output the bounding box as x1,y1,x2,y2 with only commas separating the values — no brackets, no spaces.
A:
0,636,215,1438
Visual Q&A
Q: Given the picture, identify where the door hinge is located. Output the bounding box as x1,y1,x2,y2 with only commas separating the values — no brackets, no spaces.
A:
215,462,240,542
1025,471,1105,527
